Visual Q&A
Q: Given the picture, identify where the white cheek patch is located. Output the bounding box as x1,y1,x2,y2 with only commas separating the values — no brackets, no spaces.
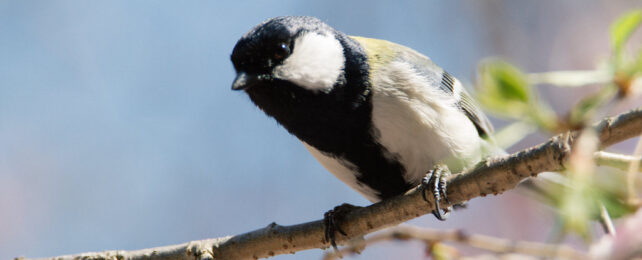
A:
273,32,345,92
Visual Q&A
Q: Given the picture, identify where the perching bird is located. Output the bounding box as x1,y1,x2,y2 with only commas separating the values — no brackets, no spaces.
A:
231,16,496,246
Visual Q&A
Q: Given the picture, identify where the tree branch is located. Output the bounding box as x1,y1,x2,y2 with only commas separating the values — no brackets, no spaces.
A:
31,107,642,260
323,225,588,260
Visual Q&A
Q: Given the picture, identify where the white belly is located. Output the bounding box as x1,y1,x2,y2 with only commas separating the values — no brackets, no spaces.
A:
302,142,381,202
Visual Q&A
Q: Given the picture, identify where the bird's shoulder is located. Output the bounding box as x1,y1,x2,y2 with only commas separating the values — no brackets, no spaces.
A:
349,36,440,74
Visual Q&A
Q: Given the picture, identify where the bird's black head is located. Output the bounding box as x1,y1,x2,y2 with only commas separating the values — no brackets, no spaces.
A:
230,16,371,142
230,16,347,92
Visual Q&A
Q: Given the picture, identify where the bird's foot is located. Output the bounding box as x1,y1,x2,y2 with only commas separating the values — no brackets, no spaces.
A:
323,203,361,250
421,164,452,221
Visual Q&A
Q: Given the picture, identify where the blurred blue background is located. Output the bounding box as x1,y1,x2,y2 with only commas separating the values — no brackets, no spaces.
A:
1,1,640,259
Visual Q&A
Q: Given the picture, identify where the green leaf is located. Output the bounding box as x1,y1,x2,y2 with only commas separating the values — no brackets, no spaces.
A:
611,10,642,62
485,60,530,102
477,59,560,131
477,60,531,117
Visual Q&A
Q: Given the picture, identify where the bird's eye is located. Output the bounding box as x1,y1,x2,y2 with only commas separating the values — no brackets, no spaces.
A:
273,43,290,60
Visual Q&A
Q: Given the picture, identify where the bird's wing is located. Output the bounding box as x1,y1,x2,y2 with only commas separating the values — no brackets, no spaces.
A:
392,42,493,137
439,70,494,137
350,36,494,137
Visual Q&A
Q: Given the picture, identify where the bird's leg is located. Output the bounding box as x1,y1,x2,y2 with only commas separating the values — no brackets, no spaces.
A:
323,203,361,250
421,164,452,221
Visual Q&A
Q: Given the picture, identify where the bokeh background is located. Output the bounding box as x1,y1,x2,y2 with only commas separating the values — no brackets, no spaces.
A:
2,1,641,259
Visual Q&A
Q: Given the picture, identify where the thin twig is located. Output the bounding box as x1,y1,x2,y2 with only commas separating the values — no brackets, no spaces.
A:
599,203,617,236
594,151,642,172
527,70,612,87
627,137,642,205
323,226,588,260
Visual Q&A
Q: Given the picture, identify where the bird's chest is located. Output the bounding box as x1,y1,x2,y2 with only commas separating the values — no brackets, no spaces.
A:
249,83,370,151
287,97,416,201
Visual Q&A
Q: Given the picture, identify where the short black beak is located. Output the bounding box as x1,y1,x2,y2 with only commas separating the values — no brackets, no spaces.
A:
231,72,260,91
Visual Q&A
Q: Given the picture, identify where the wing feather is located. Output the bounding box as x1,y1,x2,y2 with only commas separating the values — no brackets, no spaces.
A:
441,71,494,137
350,36,493,137
397,44,494,137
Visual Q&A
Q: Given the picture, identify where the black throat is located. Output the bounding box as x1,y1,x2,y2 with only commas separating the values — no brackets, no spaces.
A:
245,34,411,200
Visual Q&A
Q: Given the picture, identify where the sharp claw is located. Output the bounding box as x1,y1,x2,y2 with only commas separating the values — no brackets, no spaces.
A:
323,203,360,251
439,172,450,204
324,210,339,250
422,164,453,221
421,177,429,202
432,207,443,220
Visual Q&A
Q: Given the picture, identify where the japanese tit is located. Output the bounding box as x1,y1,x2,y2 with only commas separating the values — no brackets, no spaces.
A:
231,16,496,214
